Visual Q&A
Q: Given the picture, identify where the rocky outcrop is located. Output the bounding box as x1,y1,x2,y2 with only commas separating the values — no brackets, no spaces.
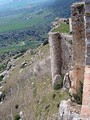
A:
20,60,27,68
33,57,51,76
0,70,9,81
0,91,5,103
6,59,16,70
59,100,81,120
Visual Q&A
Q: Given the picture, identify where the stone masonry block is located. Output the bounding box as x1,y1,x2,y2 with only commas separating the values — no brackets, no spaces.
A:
86,56,90,65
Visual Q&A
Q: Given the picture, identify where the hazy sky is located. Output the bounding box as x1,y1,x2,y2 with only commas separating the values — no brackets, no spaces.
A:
0,0,12,5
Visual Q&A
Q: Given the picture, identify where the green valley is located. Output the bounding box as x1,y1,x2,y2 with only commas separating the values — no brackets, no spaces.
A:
0,0,79,57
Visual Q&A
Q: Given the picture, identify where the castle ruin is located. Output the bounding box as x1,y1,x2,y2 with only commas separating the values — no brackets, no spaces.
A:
71,2,85,91
49,32,72,89
49,0,90,119
81,0,90,119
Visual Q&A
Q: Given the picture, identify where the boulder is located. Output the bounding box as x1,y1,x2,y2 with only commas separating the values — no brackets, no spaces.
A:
33,57,51,76
0,70,8,77
6,62,12,70
6,59,16,70
63,72,71,89
19,111,23,120
0,91,5,102
59,100,81,120
20,60,27,68
0,70,9,81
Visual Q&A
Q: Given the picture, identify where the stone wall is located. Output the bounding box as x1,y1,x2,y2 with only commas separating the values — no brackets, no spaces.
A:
60,33,72,74
48,32,62,88
71,2,85,91
49,1,90,118
48,32,72,89
81,0,90,119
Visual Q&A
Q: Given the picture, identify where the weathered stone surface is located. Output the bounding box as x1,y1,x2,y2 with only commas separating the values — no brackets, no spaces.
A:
81,1,90,118
48,32,62,87
33,57,51,76
69,87,77,97
6,59,16,70
71,2,85,91
69,18,72,33
63,73,71,89
0,70,9,81
49,32,72,88
85,4,90,14
81,66,90,119
0,91,5,102
19,111,23,120
60,33,72,74
59,100,81,120
20,60,27,68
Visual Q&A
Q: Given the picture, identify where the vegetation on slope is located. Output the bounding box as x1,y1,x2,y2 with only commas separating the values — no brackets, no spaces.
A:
0,40,40,55
0,44,69,120
52,22,70,33
0,0,78,55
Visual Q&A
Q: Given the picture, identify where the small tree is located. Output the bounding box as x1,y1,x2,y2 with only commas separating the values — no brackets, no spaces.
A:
14,114,20,120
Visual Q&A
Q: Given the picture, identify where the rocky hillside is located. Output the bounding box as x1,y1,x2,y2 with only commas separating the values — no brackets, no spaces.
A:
0,40,71,119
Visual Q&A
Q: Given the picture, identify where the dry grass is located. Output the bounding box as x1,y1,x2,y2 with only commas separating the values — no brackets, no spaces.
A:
0,44,69,120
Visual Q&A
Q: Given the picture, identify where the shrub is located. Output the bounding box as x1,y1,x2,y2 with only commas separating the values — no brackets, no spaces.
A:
15,104,19,109
0,75,4,82
53,77,63,90
73,81,83,105
53,83,63,90
52,93,56,100
14,114,20,120
42,39,48,46
0,64,6,72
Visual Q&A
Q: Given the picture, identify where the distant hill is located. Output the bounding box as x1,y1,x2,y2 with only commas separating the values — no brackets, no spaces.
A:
0,0,79,55
0,0,79,11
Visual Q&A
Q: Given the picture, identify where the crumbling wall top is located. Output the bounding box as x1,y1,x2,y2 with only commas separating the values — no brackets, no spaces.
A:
72,2,85,15
72,2,85,7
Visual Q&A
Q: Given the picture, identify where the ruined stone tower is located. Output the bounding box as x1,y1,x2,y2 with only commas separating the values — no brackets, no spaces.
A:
71,2,85,91
81,0,90,119
49,1,90,118
48,32,62,89
48,31,72,89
